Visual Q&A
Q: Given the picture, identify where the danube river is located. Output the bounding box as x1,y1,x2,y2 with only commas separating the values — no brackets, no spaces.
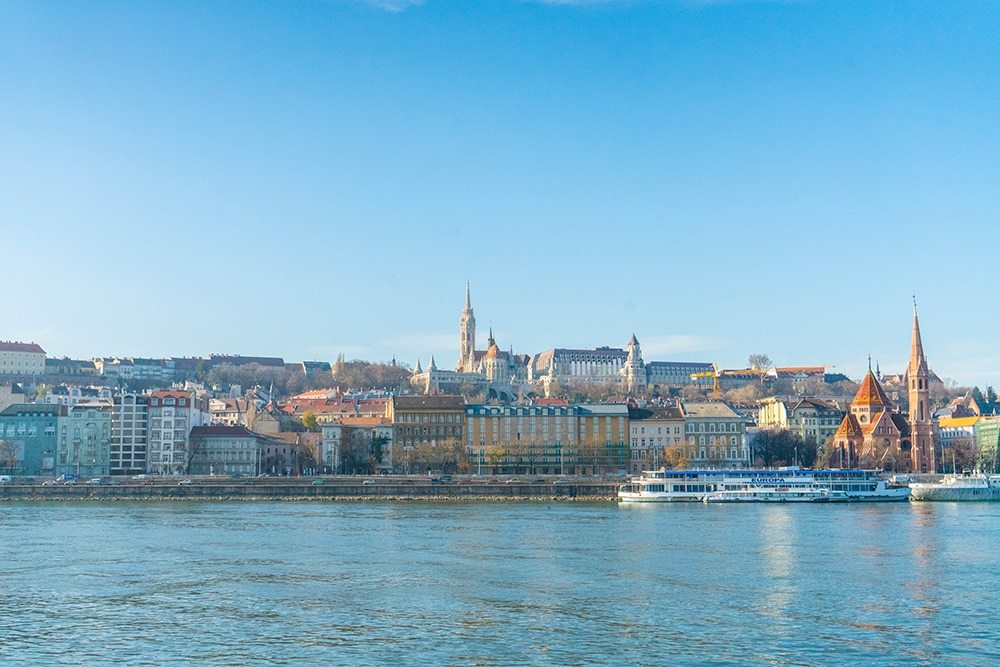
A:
2,501,999,666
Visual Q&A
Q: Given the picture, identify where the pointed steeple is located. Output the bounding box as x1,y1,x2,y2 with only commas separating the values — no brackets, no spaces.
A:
910,298,928,375
429,355,437,371
488,326,495,347
907,298,935,473
464,281,472,312
629,333,639,346
414,358,422,374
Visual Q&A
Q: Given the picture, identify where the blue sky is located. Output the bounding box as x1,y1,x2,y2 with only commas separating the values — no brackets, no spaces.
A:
2,0,998,386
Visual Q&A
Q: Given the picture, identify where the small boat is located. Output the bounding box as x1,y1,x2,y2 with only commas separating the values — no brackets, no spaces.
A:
703,483,849,503
909,471,1000,501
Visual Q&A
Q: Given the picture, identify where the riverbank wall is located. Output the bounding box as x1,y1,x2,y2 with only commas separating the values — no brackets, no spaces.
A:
0,481,619,502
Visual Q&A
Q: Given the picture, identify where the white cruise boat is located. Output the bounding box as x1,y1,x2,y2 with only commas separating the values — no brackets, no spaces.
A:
618,468,909,503
909,471,1000,501
703,483,848,503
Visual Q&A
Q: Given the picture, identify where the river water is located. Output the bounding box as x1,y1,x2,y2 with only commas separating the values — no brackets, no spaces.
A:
1,501,998,666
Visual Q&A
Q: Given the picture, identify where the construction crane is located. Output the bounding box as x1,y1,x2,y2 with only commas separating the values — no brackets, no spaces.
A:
690,365,722,399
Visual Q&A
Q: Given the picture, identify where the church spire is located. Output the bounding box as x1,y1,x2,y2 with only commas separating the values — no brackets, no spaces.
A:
910,298,927,374
908,298,934,473
464,281,472,312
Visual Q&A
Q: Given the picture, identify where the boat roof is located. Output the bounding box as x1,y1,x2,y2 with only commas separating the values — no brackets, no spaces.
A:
641,468,873,477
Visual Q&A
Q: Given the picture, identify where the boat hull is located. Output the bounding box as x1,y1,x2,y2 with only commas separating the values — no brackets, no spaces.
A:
910,487,1000,501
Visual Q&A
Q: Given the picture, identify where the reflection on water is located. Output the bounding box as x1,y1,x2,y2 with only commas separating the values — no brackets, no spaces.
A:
2,502,1000,666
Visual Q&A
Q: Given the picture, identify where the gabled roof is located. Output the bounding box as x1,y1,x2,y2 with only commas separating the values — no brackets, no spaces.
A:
791,398,839,412
861,410,898,436
852,371,892,408
835,413,861,437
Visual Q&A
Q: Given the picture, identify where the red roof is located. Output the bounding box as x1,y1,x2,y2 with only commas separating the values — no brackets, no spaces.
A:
150,390,193,399
534,398,569,406
852,371,891,408
0,341,45,354
835,414,861,437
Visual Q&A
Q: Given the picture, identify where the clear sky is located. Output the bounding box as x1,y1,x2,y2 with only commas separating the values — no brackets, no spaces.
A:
2,0,998,386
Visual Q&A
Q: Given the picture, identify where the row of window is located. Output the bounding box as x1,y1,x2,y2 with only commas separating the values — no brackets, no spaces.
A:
686,422,741,433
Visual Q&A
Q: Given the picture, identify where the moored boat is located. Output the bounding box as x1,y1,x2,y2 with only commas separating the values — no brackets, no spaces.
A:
618,467,909,503
909,471,1000,501
703,483,849,503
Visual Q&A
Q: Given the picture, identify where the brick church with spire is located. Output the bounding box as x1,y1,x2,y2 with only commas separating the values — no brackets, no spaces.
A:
831,302,937,472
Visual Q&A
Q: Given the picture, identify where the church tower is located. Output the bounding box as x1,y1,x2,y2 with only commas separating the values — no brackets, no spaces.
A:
458,282,476,372
623,333,645,393
909,300,936,473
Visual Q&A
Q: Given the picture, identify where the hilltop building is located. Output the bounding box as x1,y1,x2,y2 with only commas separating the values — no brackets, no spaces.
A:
0,341,46,377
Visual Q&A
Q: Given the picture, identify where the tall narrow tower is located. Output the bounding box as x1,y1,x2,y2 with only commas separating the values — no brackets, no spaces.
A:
908,300,936,473
623,333,644,393
458,282,476,372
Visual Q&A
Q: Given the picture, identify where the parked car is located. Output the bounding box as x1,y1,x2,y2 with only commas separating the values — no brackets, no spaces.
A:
505,478,524,485
362,479,377,486
178,479,193,486
85,478,105,485
311,479,325,485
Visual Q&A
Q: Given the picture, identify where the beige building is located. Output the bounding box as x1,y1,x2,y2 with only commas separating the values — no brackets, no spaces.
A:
0,341,46,376
189,425,261,476
465,403,629,475
147,390,209,474
319,419,394,474
681,401,749,468
757,397,844,447
627,405,685,473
